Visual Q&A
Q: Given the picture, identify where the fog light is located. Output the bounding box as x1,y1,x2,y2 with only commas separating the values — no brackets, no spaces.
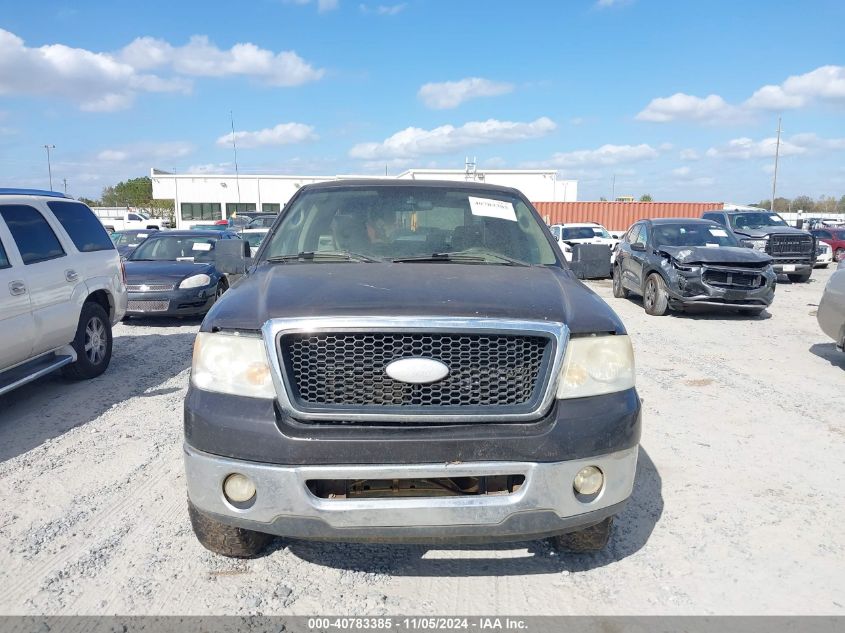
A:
573,466,603,495
223,473,256,503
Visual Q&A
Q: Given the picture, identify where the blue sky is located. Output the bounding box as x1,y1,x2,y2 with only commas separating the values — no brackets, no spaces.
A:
1,0,844,202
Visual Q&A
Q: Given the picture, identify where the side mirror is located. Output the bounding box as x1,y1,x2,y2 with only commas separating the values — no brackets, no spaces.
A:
630,242,647,252
214,238,253,274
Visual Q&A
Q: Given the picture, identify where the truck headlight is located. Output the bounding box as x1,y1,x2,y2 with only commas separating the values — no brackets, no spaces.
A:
191,332,275,398
556,335,635,399
180,274,212,289
742,239,767,252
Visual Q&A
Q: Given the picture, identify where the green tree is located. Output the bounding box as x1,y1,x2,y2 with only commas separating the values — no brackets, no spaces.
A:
837,195,845,213
99,176,174,223
639,194,653,202
791,195,815,214
78,196,99,207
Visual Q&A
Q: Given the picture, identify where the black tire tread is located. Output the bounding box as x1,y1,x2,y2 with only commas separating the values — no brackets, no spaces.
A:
188,501,271,558
644,273,669,316
612,266,629,298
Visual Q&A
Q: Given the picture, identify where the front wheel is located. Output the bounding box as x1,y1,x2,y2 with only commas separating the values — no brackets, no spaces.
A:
787,272,811,283
551,517,613,552
643,274,669,316
188,501,272,558
612,266,629,298
62,302,113,380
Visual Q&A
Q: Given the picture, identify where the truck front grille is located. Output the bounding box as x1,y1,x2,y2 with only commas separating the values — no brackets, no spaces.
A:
280,332,551,411
767,234,814,258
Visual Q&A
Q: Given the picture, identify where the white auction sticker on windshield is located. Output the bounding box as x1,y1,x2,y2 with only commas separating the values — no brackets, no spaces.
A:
708,228,728,237
192,242,213,251
769,215,781,222
468,196,517,222
137,233,148,239
705,243,720,248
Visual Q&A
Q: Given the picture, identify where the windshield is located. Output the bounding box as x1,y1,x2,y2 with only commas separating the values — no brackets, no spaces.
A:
729,212,788,229
653,223,740,248
129,235,217,261
137,212,150,220
561,226,611,240
261,186,558,265
243,231,268,247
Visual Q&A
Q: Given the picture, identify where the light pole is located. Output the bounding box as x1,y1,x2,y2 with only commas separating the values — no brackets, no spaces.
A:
63,178,67,195
770,117,782,212
43,144,56,190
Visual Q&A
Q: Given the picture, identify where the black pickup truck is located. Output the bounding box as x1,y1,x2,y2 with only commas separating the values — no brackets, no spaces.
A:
702,208,816,282
184,179,641,557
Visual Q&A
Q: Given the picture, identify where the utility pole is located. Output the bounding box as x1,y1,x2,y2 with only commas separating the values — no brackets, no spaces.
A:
229,111,241,205
611,174,616,201
770,116,782,212
62,178,67,195
44,144,56,190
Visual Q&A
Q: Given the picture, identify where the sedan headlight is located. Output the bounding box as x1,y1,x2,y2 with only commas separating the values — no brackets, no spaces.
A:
742,239,768,252
191,332,275,398
557,335,635,399
180,274,212,289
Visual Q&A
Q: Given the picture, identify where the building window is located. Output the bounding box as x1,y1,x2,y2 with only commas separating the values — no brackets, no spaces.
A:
261,203,281,214
181,203,221,221
226,203,256,217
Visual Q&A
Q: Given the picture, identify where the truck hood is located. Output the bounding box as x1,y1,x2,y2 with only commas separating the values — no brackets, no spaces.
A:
657,245,772,265
124,260,214,284
731,225,809,239
203,262,625,335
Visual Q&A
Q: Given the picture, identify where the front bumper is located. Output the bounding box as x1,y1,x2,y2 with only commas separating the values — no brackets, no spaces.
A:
666,266,777,308
771,261,813,275
125,288,215,317
184,443,637,543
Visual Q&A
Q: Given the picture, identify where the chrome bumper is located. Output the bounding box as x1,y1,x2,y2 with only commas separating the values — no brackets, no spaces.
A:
184,444,638,542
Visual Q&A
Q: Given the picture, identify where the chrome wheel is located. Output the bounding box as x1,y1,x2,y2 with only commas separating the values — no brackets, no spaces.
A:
84,316,107,365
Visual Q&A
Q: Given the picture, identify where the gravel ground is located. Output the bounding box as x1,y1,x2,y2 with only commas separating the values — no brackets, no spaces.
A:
0,268,843,615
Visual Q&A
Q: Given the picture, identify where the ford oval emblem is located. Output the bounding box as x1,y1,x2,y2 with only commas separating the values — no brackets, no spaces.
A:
385,357,450,384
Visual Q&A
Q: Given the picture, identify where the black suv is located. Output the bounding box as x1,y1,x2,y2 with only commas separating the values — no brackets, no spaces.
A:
183,179,641,557
612,218,776,316
702,208,815,282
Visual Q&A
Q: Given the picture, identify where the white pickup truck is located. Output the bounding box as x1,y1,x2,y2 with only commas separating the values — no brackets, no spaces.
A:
90,207,165,233
0,189,127,396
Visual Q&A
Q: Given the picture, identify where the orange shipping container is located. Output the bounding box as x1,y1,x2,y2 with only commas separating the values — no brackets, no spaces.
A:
532,201,724,231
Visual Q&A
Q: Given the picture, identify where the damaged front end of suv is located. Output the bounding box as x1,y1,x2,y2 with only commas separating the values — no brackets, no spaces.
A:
658,245,776,311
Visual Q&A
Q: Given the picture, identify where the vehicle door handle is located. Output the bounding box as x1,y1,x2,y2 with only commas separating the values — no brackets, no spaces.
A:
9,280,26,296
65,269,79,282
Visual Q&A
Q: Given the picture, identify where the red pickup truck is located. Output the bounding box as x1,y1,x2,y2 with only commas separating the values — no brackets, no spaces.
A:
810,228,845,263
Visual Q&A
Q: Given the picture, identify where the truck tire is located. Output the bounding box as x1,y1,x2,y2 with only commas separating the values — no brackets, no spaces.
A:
612,265,629,298
551,517,613,552
62,302,113,380
643,273,669,316
787,272,811,283
188,500,272,558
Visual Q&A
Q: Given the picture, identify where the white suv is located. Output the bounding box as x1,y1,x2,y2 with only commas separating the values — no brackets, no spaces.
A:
0,189,127,396
550,222,619,262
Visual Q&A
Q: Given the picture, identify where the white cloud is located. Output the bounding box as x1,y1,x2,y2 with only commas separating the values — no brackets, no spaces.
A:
596,0,631,7
705,136,807,160
745,65,845,110
636,93,744,123
349,117,556,160
360,3,407,15
216,122,318,148
679,148,700,161
637,65,845,124
545,143,660,168
418,78,514,109
0,28,189,112
672,166,691,177
119,35,324,87
97,142,194,163
285,0,339,12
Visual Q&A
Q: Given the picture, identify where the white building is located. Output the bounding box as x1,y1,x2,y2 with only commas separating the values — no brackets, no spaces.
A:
151,168,577,229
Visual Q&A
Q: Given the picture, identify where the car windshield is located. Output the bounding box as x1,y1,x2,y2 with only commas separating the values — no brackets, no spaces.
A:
653,223,740,248
729,212,788,229
129,235,217,261
260,185,558,265
243,231,267,247
137,212,150,220
561,226,611,240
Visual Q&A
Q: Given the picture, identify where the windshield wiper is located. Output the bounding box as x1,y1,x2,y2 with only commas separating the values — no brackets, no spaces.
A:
391,252,530,266
266,250,380,263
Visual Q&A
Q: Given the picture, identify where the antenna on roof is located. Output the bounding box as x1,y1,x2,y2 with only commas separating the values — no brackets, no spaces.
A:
230,111,241,204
